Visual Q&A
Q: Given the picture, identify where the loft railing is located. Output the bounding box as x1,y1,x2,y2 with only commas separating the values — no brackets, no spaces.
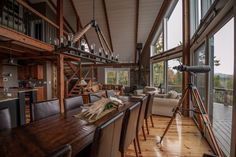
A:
0,0,58,44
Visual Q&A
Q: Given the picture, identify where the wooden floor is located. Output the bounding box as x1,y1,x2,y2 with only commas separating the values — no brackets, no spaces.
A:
126,116,213,157
213,103,232,157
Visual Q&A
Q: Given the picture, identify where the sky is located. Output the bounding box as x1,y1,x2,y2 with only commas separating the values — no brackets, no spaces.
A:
214,18,234,75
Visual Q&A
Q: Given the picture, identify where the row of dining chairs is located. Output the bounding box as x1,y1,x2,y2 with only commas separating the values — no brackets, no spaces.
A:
0,90,155,157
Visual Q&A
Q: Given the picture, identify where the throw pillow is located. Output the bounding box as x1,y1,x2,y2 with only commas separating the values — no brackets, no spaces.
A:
167,90,178,99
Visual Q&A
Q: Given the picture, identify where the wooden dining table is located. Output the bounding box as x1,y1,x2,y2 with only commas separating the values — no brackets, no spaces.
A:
0,96,141,157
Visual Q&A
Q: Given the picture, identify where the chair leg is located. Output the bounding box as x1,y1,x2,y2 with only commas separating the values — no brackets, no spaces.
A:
142,125,146,141
150,115,154,127
145,119,149,135
136,134,142,154
121,152,125,157
133,139,139,157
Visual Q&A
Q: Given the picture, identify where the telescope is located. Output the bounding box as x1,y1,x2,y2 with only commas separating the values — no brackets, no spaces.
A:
173,65,211,73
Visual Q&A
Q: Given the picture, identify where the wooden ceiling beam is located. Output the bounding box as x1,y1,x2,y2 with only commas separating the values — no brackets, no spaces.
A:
0,26,54,52
102,0,113,52
134,0,139,63
141,0,171,55
0,42,42,55
82,63,137,68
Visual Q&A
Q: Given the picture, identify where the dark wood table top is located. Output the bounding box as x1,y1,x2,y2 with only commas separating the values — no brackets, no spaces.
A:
0,96,140,157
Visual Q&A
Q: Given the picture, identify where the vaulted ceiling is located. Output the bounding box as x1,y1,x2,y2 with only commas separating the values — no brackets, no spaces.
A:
33,0,164,63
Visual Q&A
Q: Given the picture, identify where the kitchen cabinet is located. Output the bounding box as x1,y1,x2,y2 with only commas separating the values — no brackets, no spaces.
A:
18,64,43,80
35,86,44,102
31,65,43,80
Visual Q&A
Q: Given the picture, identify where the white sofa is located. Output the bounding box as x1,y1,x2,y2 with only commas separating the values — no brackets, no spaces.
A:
134,87,180,117
152,96,179,117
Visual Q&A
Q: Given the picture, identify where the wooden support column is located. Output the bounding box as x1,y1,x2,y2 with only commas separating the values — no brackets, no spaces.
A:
57,0,64,113
182,0,190,116
57,0,64,38
57,54,65,113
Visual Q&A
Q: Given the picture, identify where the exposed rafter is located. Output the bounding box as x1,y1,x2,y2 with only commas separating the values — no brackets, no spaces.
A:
141,0,171,55
134,0,139,63
102,0,113,52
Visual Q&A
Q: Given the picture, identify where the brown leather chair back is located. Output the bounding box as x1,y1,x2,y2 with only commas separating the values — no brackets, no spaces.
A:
64,96,83,111
31,99,60,122
119,102,141,153
89,92,102,103
90,112,124,157
136,96,148,133
145,93,155,119
106,90,115,98
48,144,72,157
0,108,11,130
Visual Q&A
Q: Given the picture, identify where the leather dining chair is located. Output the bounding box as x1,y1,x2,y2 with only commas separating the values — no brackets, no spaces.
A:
31,99,60,122
106,90,116,98
90,112,124,157
144,92,155,134
135,95,148,154
0,108,12,131
119,102,141,157
48,144,72,157
89,92,103,103
64,96,83,111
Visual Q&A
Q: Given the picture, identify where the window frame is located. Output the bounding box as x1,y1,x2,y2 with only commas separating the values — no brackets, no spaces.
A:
105,68,130,86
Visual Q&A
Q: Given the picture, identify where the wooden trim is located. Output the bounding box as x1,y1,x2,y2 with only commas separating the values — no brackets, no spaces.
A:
17,0,59,29
134,0,139,63
141,0,171,56
0,26,54,52
182,0,190,117
150,45,183,61
57,0,64,37
231,2,236,157
102,0,113,52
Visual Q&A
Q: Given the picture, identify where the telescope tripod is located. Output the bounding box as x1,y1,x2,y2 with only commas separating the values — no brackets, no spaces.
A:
157,82,223,157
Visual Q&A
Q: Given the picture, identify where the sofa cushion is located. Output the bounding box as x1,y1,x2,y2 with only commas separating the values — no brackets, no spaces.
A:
166,90,179,99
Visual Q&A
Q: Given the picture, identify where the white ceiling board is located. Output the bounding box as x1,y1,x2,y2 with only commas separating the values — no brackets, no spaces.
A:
138,0,164,45
72,0,111,52
105,0,136,63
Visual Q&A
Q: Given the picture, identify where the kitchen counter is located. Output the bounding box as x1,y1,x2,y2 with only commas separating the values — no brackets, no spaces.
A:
0,88,37,102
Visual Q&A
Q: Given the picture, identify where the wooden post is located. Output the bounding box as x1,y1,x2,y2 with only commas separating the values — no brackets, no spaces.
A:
57,0,63,38
57,54,65,113
57,0,64,113
182,0,190,116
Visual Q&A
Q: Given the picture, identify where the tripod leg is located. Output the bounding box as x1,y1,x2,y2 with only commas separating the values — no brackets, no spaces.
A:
192,88,223,157
158,88,189,144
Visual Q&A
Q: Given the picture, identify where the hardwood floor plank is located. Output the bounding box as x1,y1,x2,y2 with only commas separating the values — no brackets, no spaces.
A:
126,116,213,157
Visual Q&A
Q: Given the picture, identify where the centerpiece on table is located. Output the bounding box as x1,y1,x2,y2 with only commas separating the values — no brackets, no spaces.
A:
74,97,124,123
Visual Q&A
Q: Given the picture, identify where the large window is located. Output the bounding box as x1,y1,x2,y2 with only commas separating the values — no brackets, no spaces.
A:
209,18,234,157
105,68,130,86
166,0,183,50
167,58,182,93
190,0,215,37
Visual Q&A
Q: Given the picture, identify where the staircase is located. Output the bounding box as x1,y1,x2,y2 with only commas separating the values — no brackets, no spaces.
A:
64,61,82,96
